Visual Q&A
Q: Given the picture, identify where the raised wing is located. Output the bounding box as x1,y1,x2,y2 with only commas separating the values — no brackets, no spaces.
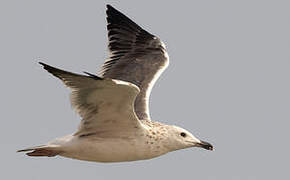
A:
101,5,169,120
39,62,142,137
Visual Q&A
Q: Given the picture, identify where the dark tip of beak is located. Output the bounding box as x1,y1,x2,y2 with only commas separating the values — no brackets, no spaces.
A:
198,140,214,151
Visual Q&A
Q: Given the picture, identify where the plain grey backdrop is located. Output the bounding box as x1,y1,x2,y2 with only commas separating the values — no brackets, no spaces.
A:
1,0,289,179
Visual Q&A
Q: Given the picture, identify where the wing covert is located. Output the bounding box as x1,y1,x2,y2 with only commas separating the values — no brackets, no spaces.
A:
39,62,142,136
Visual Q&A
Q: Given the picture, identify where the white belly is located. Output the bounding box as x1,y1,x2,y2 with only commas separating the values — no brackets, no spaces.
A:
57,135,168,162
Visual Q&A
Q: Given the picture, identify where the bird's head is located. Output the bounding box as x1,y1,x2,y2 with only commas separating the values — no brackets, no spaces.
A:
165,125,213,152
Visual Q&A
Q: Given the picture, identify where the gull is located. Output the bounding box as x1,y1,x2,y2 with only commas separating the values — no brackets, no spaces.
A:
18,5,213,163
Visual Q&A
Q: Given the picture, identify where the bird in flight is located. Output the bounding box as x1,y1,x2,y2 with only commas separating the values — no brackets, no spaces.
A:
18,5,213,163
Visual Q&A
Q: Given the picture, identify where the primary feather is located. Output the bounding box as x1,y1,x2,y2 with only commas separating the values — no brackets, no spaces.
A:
101,5,169,120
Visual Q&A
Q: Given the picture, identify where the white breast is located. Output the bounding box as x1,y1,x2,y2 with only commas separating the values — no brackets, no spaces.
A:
57,133,169,162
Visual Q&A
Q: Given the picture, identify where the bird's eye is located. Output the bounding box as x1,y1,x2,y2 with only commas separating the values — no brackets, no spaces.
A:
180,132,186,137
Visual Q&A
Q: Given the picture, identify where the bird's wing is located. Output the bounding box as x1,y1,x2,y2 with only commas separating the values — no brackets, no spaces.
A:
100,5,169,120
39,62,142,137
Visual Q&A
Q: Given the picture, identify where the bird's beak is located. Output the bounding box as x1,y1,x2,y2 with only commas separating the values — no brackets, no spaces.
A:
196,140,214,151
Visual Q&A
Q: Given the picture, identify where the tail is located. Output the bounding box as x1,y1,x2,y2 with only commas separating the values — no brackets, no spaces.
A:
17,145,62,157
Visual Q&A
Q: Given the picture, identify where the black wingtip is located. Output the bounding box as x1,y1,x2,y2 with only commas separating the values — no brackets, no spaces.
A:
38,62,69,79
105,4,150,36
106,4,113,10
106,4,118,15
38,61,49,69
38,62,54,71
106,4,122,16
106,4,119,12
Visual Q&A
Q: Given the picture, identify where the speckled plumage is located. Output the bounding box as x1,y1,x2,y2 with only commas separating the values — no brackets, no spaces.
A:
18,5,213,163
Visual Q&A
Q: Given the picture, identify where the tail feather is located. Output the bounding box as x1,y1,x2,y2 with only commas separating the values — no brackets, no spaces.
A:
17,145,61,157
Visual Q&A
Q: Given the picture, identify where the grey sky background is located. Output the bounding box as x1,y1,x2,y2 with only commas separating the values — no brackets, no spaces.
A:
1,0,289,179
